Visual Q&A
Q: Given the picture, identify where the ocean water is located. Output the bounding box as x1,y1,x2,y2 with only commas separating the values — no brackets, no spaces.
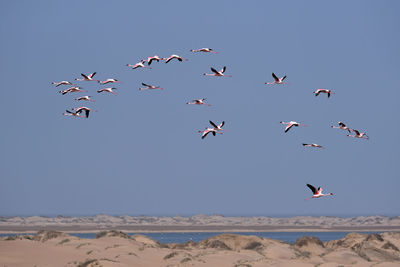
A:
0,231,378,244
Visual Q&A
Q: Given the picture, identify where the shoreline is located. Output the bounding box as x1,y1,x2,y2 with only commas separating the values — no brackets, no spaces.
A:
1,225,400,234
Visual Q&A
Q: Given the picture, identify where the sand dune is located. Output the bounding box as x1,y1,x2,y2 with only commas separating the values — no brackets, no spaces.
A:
1,230,400,266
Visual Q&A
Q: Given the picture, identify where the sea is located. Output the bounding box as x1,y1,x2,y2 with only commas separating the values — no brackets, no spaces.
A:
0,231,378,244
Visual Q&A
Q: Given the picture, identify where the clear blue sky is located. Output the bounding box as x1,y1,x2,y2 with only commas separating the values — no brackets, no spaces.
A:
0,0,399,217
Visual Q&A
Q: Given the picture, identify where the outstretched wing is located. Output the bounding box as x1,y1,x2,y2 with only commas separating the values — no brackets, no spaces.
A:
272,73,279,82
211,67,219,74
142,82,149,87
281,75,287,81
202,131,210,139
219,121,225,128
338,122,346,127
221,66,226,73
88,72,96,78
81,73,89,79
307,184,317,194
284,124,293,133
209,120,218,128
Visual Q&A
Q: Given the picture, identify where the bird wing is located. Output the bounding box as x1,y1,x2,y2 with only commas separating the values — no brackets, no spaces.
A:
211,67,219,74
164,57,172,63
221,66,226,73
209,120,218,128
281,75,287,81
88,72,96,78
65,110,72,114
315,91,320,96
285,124,293,133
81,73,89,79
142,83,149,87
202,131,210,139
219,121,225,128
328,92,331,98
85,110,90,118
318,187,322,193
307,184,317,194
212,131,216,136
272,73,279,82
302,144,308,146
338,122,346,127
353,129,360,135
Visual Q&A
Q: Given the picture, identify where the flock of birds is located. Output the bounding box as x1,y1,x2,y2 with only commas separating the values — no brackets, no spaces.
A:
52,47,369,201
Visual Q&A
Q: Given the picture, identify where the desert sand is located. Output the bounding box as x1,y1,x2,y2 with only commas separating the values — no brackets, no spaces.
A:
1,230,400,266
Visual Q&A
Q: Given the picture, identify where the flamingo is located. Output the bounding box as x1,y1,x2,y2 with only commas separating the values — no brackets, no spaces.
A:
190,48,218,54
209,120,225,131
203,66,231,77
186,98,210,106
147,55,163,65
97,87,117,96
280,121,306,133
302,143,324,149
347,129,369,140
75,96,95,102
331,122,351,133
126,60,151,69
74,72,99,82
98,78,121,85
314,89,334,98
52,81,73,87
139,83,162,91
59,87,86,95
72,106,96,118
198,128,223,139
63,109,85,118
305,184,333,200
164,54,188,63
265,73,287,85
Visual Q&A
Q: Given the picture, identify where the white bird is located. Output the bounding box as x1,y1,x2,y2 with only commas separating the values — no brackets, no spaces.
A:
305,184,333,200
126,60,151,69
139,83,162,91
97,87,117,96
186,98,210,106
98,78,121,85
52,81,73,87
302,143,324,149
164,54,188,63
347,129,369,140
198,128,222,139
280,121,306,133
209,120,225,131
331,122,351,133
147,55,163,65
75,72,99,82
203,66,231,77
75,96,95,102
314,89,334,98
59,87,86,95
71,106,96,118
190,48,218,54
265,73,287,85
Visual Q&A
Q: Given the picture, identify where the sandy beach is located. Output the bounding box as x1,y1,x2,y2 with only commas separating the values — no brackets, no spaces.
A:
1,230,400,266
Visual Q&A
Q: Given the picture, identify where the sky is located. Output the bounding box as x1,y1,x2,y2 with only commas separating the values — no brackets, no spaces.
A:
0,0,399,217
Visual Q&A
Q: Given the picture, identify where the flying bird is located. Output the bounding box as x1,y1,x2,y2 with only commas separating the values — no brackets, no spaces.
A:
203,66,231,77
98,78,121,85
164,54,188,63
198,128,222,139
72,106,96,118
139,83,163,91
331,122,351,133
75,96,95,102
97,87,117,96
265,73,287,85
314,89,334,98
147,55,163,65
59,87,86,95
347,129,369,140
190,48,218,54
126,60,151,69
74,72,99,82
52,81,73,87
302,143,324,149
280,121,306,133
305,184,333,200
63,109,85,118
186,98,210,106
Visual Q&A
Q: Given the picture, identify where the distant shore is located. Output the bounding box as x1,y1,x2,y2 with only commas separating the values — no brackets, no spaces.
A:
1,214,399,234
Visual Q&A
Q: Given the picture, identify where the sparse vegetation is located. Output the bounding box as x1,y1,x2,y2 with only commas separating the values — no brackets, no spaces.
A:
164,251,179,260
382,241,399,251
77,259,99,267
95,230,130,239
58,238,70,245
180,257,192,263
244,241,263,250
